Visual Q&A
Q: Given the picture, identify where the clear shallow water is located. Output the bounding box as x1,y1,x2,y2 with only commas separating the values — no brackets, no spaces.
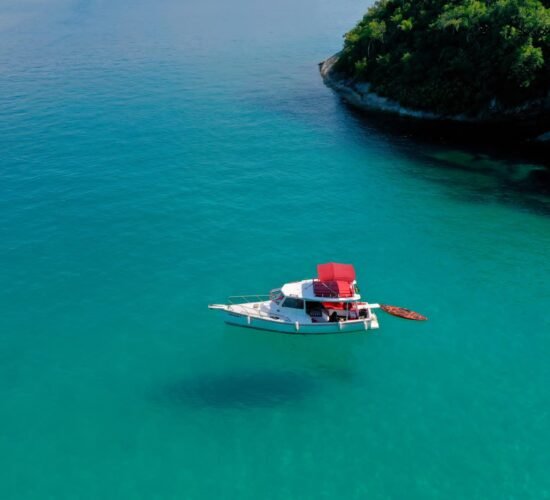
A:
1,1,549,498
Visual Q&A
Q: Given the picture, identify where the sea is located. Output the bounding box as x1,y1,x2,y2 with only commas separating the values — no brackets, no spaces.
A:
1,1,549,498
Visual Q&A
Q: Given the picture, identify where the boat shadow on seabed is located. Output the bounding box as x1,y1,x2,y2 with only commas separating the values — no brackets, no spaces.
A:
153,327,368,410
156,369,319,409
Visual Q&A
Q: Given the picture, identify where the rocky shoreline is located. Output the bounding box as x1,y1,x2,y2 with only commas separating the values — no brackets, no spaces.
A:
319,54,550,138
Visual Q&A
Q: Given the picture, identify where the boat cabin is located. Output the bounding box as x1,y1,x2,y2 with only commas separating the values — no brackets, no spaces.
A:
208,261,381,333
269,263,368,323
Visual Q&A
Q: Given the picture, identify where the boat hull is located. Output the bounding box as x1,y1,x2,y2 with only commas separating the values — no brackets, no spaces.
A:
221,310,379,334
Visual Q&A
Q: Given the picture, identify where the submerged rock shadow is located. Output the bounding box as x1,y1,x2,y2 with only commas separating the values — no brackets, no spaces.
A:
345,105,550,198
258,80,550,211
156,370,318,410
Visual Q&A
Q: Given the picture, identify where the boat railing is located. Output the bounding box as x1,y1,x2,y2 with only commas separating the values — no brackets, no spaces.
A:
310,278,355,298
227,295,291,322
228,294,270,304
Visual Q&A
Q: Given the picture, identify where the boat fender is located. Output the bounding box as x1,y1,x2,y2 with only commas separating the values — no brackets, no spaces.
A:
247,316,251,325
295,321,300,332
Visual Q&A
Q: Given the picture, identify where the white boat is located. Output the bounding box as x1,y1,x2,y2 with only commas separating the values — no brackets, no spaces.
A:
208,263,381,334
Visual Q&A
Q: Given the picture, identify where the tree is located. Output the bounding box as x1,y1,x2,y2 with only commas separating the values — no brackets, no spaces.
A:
334,0,550,116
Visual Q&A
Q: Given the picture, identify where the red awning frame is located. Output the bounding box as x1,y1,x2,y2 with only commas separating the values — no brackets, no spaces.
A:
313,280,354,298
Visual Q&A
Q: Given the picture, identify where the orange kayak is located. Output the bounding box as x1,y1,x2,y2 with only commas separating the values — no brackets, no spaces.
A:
380,304,427,321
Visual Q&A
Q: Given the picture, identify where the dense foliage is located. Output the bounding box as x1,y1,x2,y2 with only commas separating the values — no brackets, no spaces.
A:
335,0,550,116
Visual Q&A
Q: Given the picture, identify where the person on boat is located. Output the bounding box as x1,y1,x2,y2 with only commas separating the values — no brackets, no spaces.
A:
329,311,339,323
346,302,358,320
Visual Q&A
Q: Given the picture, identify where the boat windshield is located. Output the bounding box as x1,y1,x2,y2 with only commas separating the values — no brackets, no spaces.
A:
270,289,284,304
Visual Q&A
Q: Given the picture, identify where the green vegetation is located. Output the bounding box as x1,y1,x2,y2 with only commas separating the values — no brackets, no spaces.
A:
335,0,550,116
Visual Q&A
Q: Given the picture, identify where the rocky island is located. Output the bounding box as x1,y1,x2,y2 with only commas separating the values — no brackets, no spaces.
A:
320,0,550,137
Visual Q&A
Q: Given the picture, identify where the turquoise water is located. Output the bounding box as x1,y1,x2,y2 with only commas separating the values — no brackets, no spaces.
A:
1,1,550,498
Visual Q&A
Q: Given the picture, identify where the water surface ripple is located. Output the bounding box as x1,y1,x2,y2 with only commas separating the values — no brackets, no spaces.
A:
1,1,549,499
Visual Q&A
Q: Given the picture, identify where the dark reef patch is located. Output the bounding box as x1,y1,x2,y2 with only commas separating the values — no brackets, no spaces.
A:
336,104,550,214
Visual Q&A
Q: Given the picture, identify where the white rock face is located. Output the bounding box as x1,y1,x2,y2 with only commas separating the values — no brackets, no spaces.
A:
319,54,550,124
319,55,455,121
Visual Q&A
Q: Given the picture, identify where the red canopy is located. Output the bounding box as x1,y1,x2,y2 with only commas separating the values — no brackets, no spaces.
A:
317,263,356,282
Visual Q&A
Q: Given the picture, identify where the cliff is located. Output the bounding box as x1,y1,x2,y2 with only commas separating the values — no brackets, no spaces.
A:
320,53,550,126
